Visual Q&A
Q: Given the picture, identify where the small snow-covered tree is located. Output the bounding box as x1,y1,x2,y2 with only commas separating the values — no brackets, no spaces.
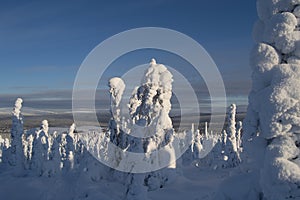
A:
27,134,34,159
0,135,4,163
44,131,61,177
192,129,203,159
31,120,50,176
244,1,300,199
222,130,227,147
1,138,11,165
68,123,83,171
59,129,75,173
236,121,242,151
227,104,237,151
223,104,240,168
22,133,29,169
204,122,208,139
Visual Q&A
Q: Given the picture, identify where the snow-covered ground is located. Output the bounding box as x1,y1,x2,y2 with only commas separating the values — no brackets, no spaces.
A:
0,156,253,200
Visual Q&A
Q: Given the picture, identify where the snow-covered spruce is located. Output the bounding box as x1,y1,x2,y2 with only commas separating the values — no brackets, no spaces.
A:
236,121,243,151
244,1,300,199
9,98,24,173
0,135,4,163
108,77,127,175
125,59,176,194
31,120,50,176
223,104,240,168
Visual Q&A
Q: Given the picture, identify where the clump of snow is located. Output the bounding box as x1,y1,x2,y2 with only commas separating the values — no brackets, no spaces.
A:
41,120,49,136
250,43,280,72
257,0,298,21
287,56,300,64
266,12,297,40
12,98,23,118
109,77,125,108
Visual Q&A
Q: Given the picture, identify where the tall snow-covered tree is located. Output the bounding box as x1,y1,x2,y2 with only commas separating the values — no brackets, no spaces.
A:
244,0,300,199
129,58,175,167
9,98,24,173
108,77,127,174
125,59,176,196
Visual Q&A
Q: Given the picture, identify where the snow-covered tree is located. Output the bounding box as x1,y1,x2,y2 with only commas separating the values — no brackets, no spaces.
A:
67,123,84,171
129,58,175,165
45,131,61,177
123,59,176,196
26,134,34,169
244,1,300,199
31,120,50,176
107,77,127,176
236,121,242,151
1,138,11,165
204,122,208,139
227,104,237,151
58,126,76,173
222,130,227,147
192,129,203,159
9,98,24,173
223,104,241,168
0,135,4,163
22,133,29,169
129,58,173,129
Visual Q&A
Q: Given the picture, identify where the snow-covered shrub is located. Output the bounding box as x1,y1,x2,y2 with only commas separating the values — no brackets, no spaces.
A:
244,1,300,199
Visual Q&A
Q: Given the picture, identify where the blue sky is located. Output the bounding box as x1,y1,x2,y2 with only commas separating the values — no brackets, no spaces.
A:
0,0,257,109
